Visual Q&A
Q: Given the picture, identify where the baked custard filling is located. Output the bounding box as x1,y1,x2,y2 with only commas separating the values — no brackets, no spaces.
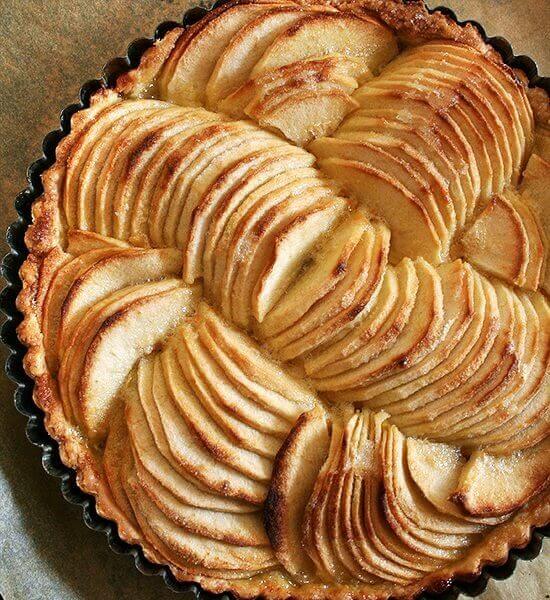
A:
17,0,549,598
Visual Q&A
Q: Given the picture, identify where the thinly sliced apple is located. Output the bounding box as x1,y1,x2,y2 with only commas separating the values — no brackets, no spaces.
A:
360,261,475,403
183,145,299,285
254,86,359,145
308,258,418,381
128,366,254,513
78,281,200,440
265,408,329,583
161,3,283,106
59,247,182,351
135,459,268,546
388,274,499,428
206,7,334,106
197,302,318,410
229,181,341,328
337,113,473,228
66,230,131,254
271,220,390,361
177,324,290,436
252,195,351,322
397,281,517,439
160,346,273,481
303,261,400,377
453,439,550,517
176,328,284,455
318,157,442,262
146,352,269,504
220,55,364,118
310,136,450,251
41,248,113,375
381,424,482,560
203,152,316,301
406,437,506,524
62,99,162,228
127,479,276,571
461,194,529,286
212,167,320,320
317,258,443,392
257,209,368,338
251,12,397,77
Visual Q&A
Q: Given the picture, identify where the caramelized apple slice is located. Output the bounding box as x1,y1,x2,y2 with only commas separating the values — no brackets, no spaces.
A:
310,135,452,250
206,6,335,106
205,156,316,305
462,194,527,285
160,2,283,106
257,209,368,338
269,220,390,361
317,258,443,392
251,12,397,77
406,437,507,524
453,439,550,517
80,282,200,440
265,408,330,583
318,157,442,262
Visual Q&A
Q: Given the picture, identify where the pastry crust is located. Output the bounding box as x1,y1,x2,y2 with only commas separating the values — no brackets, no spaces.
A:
16,0,550,598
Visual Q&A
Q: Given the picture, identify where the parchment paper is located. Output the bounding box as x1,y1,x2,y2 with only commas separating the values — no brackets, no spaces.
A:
0,1,548,598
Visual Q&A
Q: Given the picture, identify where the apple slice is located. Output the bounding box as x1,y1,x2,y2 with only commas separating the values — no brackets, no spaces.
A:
265,408,329,583
228,180,342,328
212,167,319,320
161,2,283,106
251,12,397,77
129,365,254,513
270,219,390,361
78,281,200,440
103,406,139,531
317,258,443,393
318,157,442,262
337,113,473,228
41,248,114,375
257,209,368,338
461,194,530,286
303,261,400,377
253,85,359,145
368,271,486,408
62,98,158,228
146,351,269,504
206,6,335,107
197,302,318,410
406,437,507,524
453,439,550,517
176,324,290,436
161,347,273,481
184,145,297,285
66,230,131,254
220,55,364,118
203,151,316,301
127,479,276,572
389,274,499,429
360,261,475,403
176,328,286,451
398,281,518,439
310,136,450,252
58,247,182,352
252,195,351,322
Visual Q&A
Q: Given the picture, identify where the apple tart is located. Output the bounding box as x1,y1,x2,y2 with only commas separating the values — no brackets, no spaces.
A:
17,0,549,598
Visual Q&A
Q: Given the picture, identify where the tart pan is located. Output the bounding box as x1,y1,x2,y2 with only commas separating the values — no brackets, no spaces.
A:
1,1,548,598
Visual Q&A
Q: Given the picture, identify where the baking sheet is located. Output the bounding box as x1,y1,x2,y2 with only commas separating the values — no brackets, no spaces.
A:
0,1,548,598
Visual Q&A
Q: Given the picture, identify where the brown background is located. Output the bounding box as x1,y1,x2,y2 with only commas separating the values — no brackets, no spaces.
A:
0,1,548,598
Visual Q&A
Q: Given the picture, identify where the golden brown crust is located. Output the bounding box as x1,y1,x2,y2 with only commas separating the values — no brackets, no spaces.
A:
15,0,549,598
